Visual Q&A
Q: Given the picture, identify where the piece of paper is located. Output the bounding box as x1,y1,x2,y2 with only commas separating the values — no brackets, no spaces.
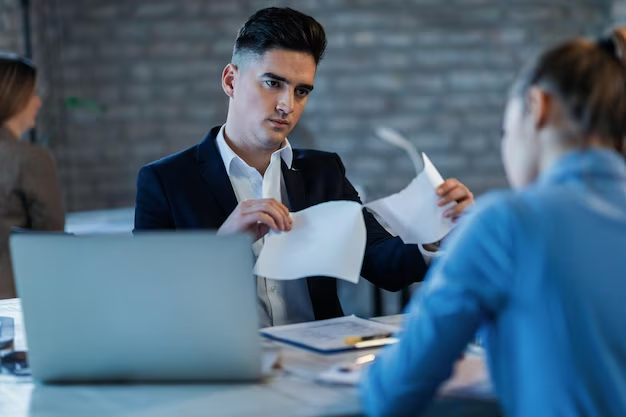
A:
315,349,494,398
260,315,399,354
366,153,455,244
261,345,281,377
316,353,376,385
254,201,366,283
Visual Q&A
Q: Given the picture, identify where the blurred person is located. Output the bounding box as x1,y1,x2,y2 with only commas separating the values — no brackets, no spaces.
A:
0,53,64,299
134,7,474,326
360,30,626,417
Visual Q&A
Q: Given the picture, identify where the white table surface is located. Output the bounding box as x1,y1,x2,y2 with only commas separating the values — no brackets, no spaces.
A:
0,299,500,417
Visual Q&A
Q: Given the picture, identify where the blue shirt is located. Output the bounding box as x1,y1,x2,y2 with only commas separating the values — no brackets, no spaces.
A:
360,149,626,417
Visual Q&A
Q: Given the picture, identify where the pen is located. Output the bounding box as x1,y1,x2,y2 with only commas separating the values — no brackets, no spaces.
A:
344,332,393,345
337,353,377,372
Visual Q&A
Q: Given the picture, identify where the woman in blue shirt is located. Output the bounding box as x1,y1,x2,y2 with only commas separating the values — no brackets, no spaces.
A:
360,31,626,417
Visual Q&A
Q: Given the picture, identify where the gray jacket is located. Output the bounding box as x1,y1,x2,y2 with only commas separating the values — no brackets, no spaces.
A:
0,129,64,299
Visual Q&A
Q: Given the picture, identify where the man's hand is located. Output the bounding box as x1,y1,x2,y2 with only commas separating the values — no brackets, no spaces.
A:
436,179,474,222
217,198,292,240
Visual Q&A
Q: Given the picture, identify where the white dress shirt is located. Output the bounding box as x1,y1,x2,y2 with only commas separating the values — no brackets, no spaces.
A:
418,244,440,265
216,125,315,327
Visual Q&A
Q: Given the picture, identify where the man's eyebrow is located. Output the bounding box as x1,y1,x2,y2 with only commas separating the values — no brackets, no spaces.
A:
261,72,314,91
261,72,287,83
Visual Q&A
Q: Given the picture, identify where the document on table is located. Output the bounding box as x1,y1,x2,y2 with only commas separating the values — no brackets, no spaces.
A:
366,153,455,244
314,349,494,398
260,315,399,354
254,200,366,283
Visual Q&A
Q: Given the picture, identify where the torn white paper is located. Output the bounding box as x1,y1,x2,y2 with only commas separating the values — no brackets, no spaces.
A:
254,200,366,283
366,153,455,244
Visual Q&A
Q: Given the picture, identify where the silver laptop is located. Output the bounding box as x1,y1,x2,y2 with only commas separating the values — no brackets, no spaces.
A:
10,232,261,383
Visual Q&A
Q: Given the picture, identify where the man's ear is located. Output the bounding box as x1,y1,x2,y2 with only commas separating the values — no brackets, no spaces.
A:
527,87,550,130
222,63,238,99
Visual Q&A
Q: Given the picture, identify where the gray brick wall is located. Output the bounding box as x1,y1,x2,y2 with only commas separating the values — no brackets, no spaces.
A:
11,1,618,210
0,0,24,54
613,0,626,24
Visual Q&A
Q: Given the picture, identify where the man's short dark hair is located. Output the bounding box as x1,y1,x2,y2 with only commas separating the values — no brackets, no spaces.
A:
232,7,327,67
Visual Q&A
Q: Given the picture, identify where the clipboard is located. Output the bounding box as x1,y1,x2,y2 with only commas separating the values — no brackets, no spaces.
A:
260,315,399,354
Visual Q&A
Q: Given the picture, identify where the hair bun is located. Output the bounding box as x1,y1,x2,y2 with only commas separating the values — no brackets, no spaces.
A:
611,29,626,64
597,29,626,66
597,36,617,57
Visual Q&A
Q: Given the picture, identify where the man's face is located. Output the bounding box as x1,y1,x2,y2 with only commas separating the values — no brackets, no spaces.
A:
226,49,316,150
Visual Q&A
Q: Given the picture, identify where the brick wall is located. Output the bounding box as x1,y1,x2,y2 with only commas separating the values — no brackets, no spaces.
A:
613,0,626,23
11,1,618,210
0,0,23,55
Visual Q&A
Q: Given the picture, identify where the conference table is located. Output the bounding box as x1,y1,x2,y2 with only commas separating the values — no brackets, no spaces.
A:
0,298,500,417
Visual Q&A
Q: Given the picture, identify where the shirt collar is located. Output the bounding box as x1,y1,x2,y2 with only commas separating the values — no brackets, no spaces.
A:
538,148,626,186
216,125,293,176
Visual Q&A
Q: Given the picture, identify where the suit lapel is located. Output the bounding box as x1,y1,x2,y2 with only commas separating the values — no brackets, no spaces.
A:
282,156,323,309
281,160,308,212
196,127,238,219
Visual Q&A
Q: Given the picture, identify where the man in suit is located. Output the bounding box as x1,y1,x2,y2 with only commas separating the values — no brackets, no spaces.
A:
134,7,474,326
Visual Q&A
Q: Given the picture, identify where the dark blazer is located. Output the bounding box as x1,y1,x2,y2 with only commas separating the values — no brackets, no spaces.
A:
134,126,427,319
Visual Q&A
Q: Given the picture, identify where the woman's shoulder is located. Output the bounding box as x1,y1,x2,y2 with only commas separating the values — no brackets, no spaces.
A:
463,188,544,232
0,142,58,183
6,140,56,164
475,184,560,213
471,189,521,217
